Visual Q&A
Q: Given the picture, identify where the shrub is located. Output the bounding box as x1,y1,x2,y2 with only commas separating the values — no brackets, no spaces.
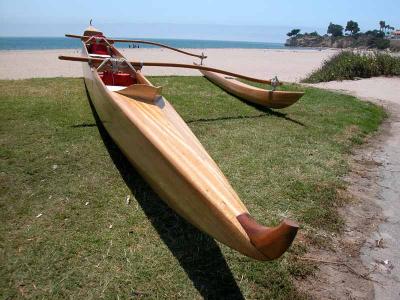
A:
365,30,385,38
372,38,390,50
302,51,400,83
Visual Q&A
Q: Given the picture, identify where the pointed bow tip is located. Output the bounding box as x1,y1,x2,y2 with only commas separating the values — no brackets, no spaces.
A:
237,213,299,261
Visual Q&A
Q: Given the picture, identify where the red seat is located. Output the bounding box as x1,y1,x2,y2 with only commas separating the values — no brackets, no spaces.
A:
90,43,109,55
101,71,135,86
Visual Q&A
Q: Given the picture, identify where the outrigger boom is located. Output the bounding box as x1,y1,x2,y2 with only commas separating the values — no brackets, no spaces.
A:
66,34,207,60
59,55,282,85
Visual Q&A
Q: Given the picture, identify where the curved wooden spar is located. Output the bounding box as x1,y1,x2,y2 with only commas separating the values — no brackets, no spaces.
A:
196,63,304,109
60,28,299,261
58,55,280,85
65,34,207,59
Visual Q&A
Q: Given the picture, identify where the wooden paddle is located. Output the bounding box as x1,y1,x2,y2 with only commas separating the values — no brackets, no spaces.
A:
65,34,207,60
58,55,281,85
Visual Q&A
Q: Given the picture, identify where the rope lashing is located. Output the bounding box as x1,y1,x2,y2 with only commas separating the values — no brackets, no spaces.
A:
271,76,280,91
97,57,137,73
200,52,206,65
110,58,121,73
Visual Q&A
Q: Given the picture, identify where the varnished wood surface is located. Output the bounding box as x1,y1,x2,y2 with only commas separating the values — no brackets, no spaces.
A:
116,84,162,102
197,66,304,109
74,27,298,260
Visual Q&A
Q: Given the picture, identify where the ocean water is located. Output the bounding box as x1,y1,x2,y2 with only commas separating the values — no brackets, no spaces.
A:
0,37,286,50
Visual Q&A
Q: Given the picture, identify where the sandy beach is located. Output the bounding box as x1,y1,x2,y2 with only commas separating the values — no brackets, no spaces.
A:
0,48,338,82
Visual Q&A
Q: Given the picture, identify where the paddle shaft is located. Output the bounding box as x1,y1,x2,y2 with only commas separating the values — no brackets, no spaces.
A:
65,34,206,59
58,55,278,85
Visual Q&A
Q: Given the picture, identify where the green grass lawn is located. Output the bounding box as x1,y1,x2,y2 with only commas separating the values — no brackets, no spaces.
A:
0,77,385,299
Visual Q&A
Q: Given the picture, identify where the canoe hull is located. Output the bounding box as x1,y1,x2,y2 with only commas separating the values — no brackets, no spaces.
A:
77,31,298,260
81,51,271,260
199,68,304,109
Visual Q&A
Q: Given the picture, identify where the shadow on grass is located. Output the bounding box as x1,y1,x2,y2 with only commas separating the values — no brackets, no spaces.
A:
186,108,305,127
186,113,270,124
85,91,244,299
246,102,306,127
71,123,97,128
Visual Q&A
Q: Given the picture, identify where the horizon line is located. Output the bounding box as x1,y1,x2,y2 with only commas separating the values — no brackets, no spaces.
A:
0,36,286,44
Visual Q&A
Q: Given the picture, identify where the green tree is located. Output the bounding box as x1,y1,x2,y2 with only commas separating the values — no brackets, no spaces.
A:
380,23,394,35
384,25,395,34
379,20,386,31
287,29,301,37
345,20,360,35
385,25,390,33
327,23,344,37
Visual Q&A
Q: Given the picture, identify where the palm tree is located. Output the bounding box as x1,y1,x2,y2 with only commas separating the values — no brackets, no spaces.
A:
383,24,395,35
379,20,386,32
385,25,390,33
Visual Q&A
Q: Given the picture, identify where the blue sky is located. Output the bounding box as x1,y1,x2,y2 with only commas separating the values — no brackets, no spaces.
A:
0,0,398,42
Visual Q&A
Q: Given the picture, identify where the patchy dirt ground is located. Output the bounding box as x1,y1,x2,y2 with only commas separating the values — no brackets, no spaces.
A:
360,102,400,299
295,123,386,299
297,78,400,299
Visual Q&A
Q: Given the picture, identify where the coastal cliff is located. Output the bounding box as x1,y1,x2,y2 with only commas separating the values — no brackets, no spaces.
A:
285,20,398,50
285,33,391,50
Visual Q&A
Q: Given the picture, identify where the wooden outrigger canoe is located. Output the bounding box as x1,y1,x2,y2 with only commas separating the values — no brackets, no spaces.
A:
61,26,298,261
196,64,304,109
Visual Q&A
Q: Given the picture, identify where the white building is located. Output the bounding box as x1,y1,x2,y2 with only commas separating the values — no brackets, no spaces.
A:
390,30,400,39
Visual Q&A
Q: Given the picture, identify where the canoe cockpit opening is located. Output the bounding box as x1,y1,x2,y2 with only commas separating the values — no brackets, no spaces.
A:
88,43,109,55
94,54,162,103
99,70,162,103
100,71,137,87
97,57,137,88
85,34,113,57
